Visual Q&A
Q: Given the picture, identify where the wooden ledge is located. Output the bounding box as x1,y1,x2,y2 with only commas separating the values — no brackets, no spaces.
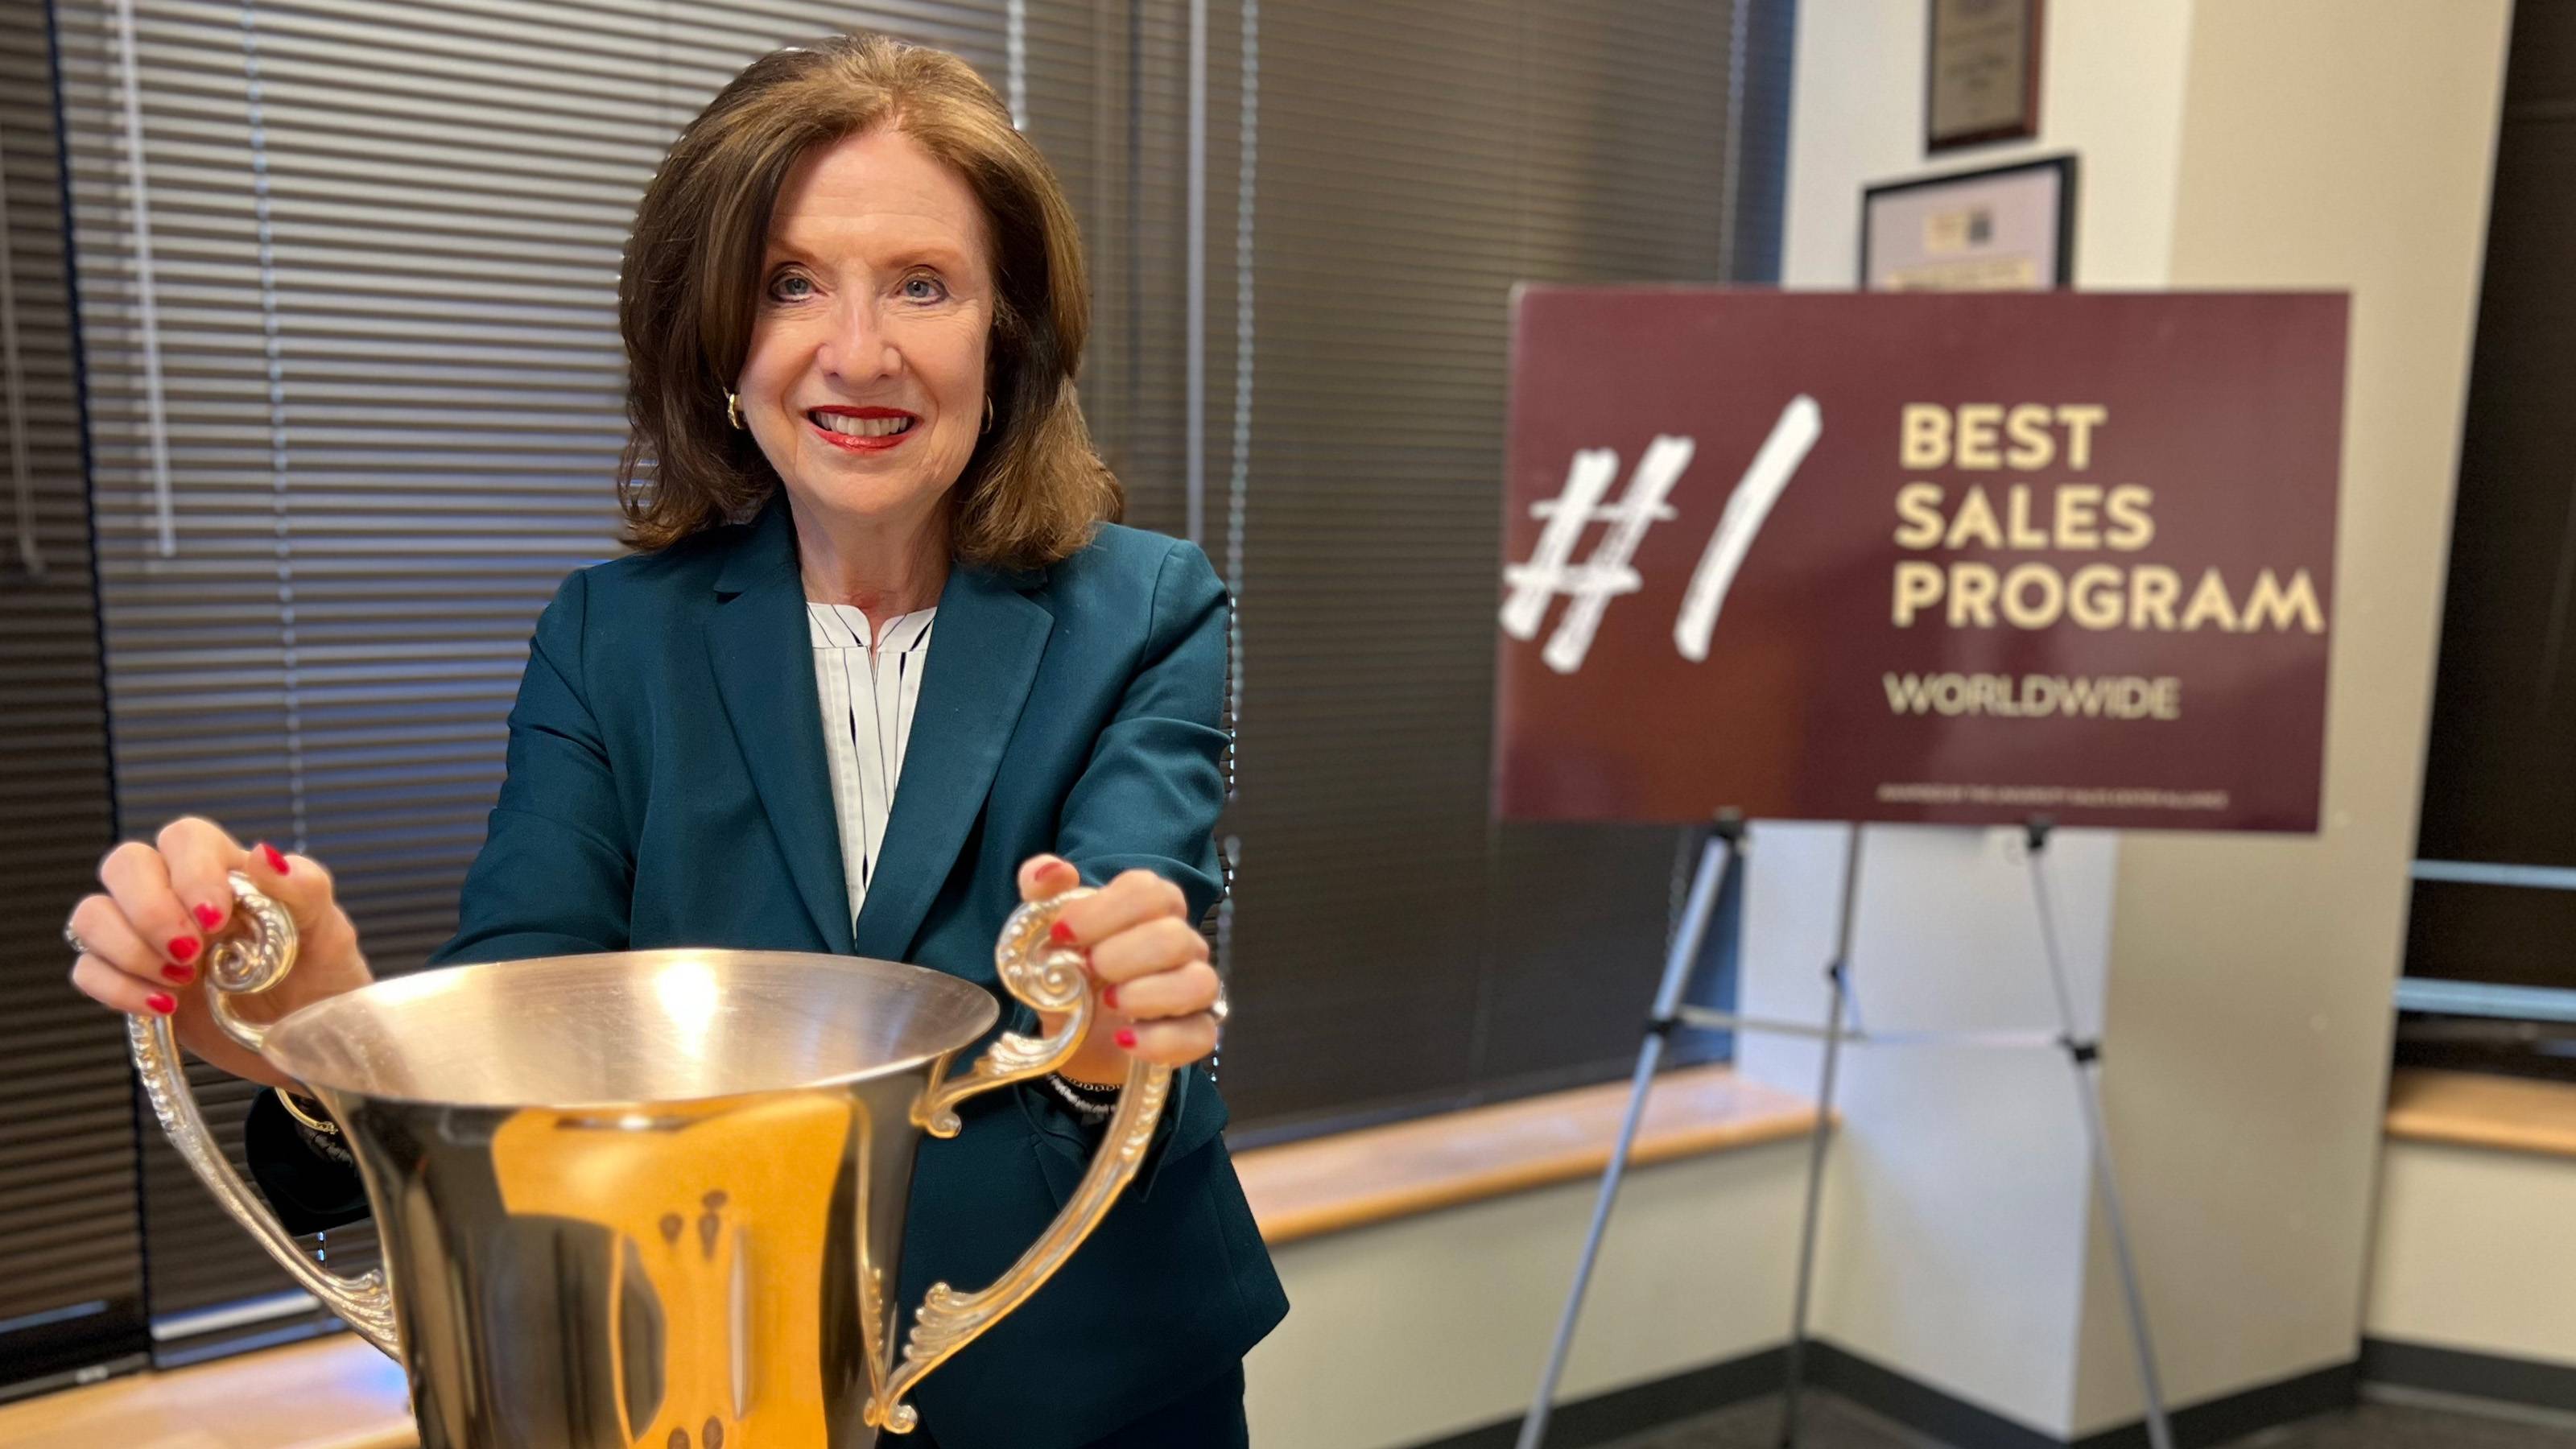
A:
0,1332,411,1449
2385,1067,2576,1161
1236,1063,1824,1246
0,1065,1819,1447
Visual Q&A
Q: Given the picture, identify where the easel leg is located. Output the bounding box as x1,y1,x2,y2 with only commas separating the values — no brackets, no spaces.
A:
1515,818,1744,1449
1777,824,1864,1448
2025,820,2174,1449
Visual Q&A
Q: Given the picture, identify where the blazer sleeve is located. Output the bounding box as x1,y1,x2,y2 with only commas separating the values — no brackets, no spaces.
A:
431,566,636,968
1046,539,1235,1188
250,568,638,1228
1055,539,1231,917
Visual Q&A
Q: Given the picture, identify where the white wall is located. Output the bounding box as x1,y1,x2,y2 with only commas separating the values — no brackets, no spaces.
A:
1245,1140,1810,1449
1780,0,2195,292
2366,1142,2576,1369
1736,823,2117,1432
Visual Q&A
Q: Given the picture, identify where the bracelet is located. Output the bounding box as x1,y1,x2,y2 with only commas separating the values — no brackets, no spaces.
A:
274,1087,339,1136
1046,1073,1120,1119
1051,1071,1122,1100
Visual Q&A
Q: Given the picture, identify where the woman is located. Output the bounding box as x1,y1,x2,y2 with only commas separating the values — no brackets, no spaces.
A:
64,33,1285,1449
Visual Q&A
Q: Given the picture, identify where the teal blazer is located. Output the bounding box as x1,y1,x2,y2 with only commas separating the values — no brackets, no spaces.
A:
254,498,1287,1449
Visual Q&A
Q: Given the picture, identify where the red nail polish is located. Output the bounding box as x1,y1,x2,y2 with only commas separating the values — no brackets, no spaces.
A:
1102,985,1119,1009
193,902,223,931
259,843,290,875
1115,1029,1137,1049
168,936,200,964
162,963,196,985
145,993,176,1015
1049,919,1075,945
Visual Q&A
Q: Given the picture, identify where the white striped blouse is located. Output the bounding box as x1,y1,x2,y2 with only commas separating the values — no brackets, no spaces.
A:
807,602,937,932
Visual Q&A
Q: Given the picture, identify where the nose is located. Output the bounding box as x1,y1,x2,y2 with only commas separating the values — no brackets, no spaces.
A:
814,294,901,384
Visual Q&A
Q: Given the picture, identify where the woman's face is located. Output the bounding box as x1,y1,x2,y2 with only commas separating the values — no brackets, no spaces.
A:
737,126,995,537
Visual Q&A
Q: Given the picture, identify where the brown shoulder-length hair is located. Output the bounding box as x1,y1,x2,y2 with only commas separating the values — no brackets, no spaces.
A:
617,33,1122,568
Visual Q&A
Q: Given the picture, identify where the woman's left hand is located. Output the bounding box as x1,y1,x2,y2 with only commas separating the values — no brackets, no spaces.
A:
1019,854,1222,1083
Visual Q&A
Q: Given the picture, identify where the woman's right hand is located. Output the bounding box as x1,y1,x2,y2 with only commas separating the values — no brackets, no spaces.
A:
68,818,373,1091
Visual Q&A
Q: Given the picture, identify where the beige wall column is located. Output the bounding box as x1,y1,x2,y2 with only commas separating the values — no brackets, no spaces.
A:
2078,1,2512,1432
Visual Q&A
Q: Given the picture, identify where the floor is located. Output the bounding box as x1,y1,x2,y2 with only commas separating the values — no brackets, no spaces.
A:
1599,1389,2576,1448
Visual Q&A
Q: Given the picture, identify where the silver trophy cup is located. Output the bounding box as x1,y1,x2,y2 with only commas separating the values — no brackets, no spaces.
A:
129,875,1165,1448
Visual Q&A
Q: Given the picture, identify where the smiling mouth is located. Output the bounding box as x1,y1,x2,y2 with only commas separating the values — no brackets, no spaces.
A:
807,410,917,439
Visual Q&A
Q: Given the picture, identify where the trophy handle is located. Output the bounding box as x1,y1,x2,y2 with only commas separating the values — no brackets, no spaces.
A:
125,872,401,1357
867,887,1174,1435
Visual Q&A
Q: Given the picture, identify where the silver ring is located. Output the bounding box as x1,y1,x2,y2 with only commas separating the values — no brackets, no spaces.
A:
1209,991,1230,1025
63,922,90,958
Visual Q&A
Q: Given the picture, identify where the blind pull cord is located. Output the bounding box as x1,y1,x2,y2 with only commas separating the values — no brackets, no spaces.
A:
0,126,39,577
113,0,176,559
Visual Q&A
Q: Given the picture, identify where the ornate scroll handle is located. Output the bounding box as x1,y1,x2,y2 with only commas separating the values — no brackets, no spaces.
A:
910,886,1098,1136
868,888,1174,1435
125,872,400,1356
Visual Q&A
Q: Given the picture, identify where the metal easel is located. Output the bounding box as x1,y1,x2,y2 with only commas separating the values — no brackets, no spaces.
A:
1514,815,2174,1449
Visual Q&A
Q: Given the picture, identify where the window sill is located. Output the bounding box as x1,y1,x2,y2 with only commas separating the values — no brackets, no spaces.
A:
2384,1067,2576,1161
0,1331,411,1449
0,1064,1818,1447
1235,1063,1825,1246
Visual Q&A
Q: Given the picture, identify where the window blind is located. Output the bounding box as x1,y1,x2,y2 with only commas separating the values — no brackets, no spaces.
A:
1019,0,1242,547
1215,0,1790,1136
2401,0,2576,1074
0,0,151,1398
49,0,1021,1357
35,0,1794,1367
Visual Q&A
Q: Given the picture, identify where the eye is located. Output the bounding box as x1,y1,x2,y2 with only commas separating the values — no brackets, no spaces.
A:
900,273,950,303
766,268,816,303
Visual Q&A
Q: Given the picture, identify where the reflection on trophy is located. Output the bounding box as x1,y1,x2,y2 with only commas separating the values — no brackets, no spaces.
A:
127,875,1166,1449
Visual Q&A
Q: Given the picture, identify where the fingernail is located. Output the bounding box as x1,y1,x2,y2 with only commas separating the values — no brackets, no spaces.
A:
1102,985,1120,1009
162,962,196,985
193,902,223,931
1115,1028,1137,1049
145,993,176,1015
1049,919,1075,945
168,936,200,964
258,842,290,875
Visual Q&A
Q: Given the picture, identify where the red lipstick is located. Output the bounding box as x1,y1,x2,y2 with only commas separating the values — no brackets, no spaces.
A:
805,405,919,453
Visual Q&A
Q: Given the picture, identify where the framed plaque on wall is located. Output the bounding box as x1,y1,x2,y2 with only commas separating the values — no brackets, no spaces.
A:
1927,0,2041,151
1861,155,2074,291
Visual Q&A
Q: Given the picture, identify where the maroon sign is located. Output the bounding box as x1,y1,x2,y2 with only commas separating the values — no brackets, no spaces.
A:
1495,289,2347,832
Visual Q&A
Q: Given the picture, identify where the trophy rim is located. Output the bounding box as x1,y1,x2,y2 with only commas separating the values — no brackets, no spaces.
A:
260,947,1004,1109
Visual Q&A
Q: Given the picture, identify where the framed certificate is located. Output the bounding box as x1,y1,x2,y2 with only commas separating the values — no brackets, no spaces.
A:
1861,155,2074,291
1927,0,2041,151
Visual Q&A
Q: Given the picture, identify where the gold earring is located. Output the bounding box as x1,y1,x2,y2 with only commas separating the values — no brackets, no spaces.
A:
981,397,995,435
725,391,743,430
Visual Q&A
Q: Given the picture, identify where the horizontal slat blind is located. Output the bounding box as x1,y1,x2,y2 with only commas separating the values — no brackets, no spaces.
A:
1019,0,1241,547
0,0,151,1397
2397,0,2576,1074
53,0,1009,1355
1217,0,1774,1134
35,0,1795,1353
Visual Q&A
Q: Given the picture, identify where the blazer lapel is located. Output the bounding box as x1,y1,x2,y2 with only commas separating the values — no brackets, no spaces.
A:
705,502,855,955
851,560,1053,968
